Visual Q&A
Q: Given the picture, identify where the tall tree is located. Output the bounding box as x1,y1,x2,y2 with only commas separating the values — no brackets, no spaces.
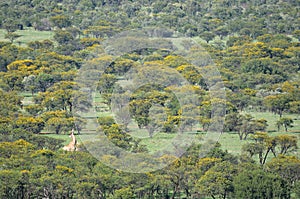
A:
234,168,290,199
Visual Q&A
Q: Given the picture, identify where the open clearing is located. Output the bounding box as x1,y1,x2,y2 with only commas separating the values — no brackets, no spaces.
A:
0,28,54,46
42,95,300,157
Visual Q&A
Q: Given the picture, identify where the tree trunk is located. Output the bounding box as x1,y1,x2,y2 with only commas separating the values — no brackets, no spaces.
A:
262,148,271,165
238,131,243,140
243,133,249,140
284,124,288,132
171,185,178,199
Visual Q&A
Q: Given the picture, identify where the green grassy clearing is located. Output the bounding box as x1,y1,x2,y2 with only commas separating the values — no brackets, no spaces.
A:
40,133,73,145
245,111,300,133
23,91,299,156
220,111,300,156
40,97,300,156
0,28,54,46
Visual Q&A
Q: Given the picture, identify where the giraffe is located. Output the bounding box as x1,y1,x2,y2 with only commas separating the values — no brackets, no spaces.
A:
62,129,77,151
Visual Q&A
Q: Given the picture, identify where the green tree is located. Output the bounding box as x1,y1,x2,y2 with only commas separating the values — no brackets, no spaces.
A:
97,74,117,94
84,25,119,38
266,155,300,186
145,104,166,137
292,30,300,41
35,81,91,113
264,94,291,117
13,116,45,134
50,15,72,29
28,39,54,50
243,133,298,165
2,18,18,33
102,124,135,151
242,132,277,165
200,31,215,43
294,181,300,199
111,187,135,199
276,117,294,132
41,110,74,134
197,161,236,199
5,32,21,44
35,73,55,92
75,182,98,199
234,114,268,140
0,170,22,199
98,116,116,127
242,58,279,75
0,90,22,117
22,74,37,96
234,168,290,199
276,134,298,155
53,30,74,45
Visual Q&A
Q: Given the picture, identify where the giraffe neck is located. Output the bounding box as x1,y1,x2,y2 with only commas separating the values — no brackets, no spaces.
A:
70,133,76,144
62,130,77,151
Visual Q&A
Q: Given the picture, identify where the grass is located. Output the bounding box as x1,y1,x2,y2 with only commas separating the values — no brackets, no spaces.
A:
0,28,54,46
244,110,300,133
219,111,300,156
21,91,299,157
40,133,72,145
140,133,176,153
218,132,250,155
39,93,300,157
22,90,300,155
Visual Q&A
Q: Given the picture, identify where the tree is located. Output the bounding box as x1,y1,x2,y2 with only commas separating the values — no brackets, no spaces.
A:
0,90,22,117
2,18,18,33
276,134,298,155
112,187,135,199
242,132,277,165
22,75,37,96
97,74,117,94
145,104,166,137
111,92,132,131
129,95,152,128
224,112,240,132
289,101,300,114
266,155,300,186
45,117,74,134
243,132,298,165
0,170,22,199
35,73,55,92
292,30,300,41
53,30,74,45
234,114,268,140
83,25,119,38
276,117,294,132
101,124,141,152
241,58,277,75
13,116,45,134
200,31,215,43
5,32,21,44
233,168,290,199
106,58,137,76
50,15,72,29
264,94,291,117
24,104,43,116
242,41,271,58
42,110,74,134
28,40,54,50
197,161,236,199
35,81,91,113
1,70,25,91
97,116,115,127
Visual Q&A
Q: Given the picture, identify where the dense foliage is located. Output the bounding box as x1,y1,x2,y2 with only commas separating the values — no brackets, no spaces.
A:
0,0,299,198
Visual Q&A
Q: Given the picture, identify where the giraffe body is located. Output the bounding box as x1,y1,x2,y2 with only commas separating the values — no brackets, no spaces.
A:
62,129,77,151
